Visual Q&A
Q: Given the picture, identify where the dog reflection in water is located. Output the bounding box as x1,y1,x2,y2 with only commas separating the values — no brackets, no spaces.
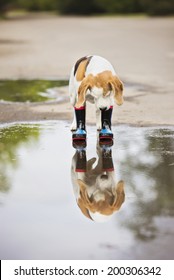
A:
71,142,125,222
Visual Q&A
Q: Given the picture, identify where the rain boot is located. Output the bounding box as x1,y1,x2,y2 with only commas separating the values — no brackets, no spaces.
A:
99,106,113,143
72,106,86,143
75,148,87,173
102,146,114,172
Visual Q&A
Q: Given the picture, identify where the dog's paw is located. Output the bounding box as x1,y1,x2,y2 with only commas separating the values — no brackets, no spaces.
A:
96,123,102,130
70,122,77,131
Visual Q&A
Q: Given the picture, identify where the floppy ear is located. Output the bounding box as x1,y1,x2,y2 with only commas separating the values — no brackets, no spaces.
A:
108,76,124,106
75,77,91,108
77,179,92,207
77,180,93,220
111,180,125,211
77,198,92,220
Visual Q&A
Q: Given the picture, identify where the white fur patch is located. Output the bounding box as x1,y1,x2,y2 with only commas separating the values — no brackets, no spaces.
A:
86,55,116,76
95,95,114,110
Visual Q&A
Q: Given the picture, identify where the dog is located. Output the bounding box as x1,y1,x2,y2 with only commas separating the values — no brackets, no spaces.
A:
71,142,125,222
69,55,124,140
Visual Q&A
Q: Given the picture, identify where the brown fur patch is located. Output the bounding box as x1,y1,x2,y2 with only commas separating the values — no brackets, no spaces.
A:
95,71,114,95
75,56,92,81
74,56,87,76
75,74,95,107
78,198,92,220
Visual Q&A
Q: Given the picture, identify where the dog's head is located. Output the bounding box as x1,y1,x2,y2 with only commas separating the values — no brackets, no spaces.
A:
77,179,125,222
75,71,124,109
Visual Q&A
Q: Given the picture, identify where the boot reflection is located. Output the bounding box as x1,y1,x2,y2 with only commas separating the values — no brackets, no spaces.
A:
71,141,125,222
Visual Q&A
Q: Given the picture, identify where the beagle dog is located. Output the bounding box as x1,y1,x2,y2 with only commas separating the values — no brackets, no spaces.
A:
71,142,125,222
69,55,124,141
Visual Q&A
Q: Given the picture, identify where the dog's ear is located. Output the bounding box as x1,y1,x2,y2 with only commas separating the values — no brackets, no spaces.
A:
77,180,93,220
78,198,92,220
75,75,94,108
77,179,92,207
111,180,125,211
108,76,124,106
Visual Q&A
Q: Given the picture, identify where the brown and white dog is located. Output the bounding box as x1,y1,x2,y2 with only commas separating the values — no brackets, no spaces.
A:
69,55,124,131
71,143,125,222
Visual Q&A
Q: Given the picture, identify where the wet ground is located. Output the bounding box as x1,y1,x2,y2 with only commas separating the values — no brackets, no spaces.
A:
0,121,174,259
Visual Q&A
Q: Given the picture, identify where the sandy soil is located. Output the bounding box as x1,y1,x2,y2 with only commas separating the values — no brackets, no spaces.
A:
0,14,174,126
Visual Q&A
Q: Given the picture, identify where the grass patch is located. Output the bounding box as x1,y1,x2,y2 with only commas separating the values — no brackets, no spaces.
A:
0,80,68,102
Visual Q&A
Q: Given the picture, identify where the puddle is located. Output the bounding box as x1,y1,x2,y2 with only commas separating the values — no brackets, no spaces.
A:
0,80,68,103
0,122,174,259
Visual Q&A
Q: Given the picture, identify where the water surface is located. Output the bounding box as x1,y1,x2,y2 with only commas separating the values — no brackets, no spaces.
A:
0,122,173,259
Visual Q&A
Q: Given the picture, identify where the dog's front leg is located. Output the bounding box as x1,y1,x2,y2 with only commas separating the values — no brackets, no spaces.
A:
96,108,102,130
71,105,87,141
98,106,114,141
71,111,77,131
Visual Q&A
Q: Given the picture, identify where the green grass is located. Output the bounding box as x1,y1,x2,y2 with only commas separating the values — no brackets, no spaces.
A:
0,80,68,102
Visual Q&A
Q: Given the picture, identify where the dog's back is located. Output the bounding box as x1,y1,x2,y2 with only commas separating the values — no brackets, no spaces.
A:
85,55,116,76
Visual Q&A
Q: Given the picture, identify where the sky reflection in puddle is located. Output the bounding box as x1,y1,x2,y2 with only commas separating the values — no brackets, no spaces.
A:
0,121,174,259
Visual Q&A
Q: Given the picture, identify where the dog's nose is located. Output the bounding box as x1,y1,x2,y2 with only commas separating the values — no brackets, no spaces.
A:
100,107,107,111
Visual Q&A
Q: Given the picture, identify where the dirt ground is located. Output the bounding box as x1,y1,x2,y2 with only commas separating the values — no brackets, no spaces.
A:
0,14,174,126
